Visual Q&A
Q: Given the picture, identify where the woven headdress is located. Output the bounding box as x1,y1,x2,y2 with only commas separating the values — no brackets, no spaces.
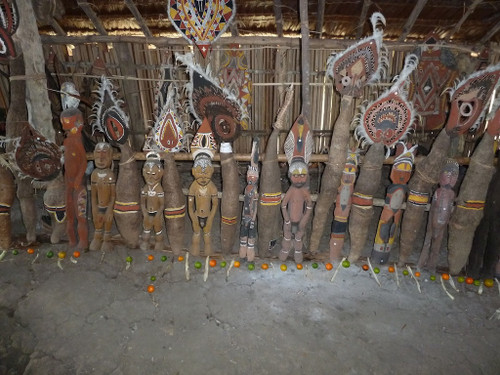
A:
326,12,388,97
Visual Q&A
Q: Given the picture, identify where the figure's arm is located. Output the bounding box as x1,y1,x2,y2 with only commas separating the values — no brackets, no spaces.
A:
281,191,291,224
90,179,98,222
298,191,314,230
187,187,200,232
207,184,219,223
140,188,147,217
106,183,116,222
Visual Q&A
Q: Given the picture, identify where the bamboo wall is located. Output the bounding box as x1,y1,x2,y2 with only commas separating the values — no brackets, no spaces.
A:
1,39,498,156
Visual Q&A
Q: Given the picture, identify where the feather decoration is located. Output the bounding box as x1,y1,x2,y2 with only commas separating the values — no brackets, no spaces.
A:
91,76,130,146
326,12,388,97
284,114,314,167
354,54,419,157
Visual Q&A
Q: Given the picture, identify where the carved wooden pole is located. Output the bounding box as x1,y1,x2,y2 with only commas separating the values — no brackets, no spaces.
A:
220,142,240,255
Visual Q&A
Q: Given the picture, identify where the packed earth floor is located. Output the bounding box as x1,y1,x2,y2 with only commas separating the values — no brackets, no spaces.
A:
1,168,500,374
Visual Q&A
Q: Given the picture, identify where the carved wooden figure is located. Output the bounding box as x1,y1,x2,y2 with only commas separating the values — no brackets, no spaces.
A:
140,152,165,251
240,138,260,262
329,150,359,262
61,82,89,251
188,119,218,256
372,143,417,264
90,142,116,252
310,12,387,254
279,115,314,264
417,160,459,272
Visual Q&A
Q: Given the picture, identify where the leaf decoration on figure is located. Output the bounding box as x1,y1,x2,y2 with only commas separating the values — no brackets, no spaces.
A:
444,63,500,136
177,53,243,143
354,54,419,155
326,12,388,97
408,33,458,131
14,122,62,181
284,114,314,169
168,0,236,58
218,44,252,130
91,76,130,146
0,0,19,62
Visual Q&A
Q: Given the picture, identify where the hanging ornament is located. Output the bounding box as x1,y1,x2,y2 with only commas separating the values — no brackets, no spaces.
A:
326,12,388,97
91,76,130,146
168,0,236,58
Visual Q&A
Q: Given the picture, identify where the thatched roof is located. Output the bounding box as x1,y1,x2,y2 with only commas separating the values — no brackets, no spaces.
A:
38,0,500,46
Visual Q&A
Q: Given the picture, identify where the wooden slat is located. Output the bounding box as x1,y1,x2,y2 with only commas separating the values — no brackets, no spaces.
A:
398,0,428,42
50,18,67,36
77,1,108,35
355,0,372,39
447,0,483,41
480,18,500,44
124,0,153,38
300,0,310,119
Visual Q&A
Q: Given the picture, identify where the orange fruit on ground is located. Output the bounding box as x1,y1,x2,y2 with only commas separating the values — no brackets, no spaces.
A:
73,251,81,258
261,263,269,270
147,285,155,293
177,255,184,262
296,263,303,270
209,259,217,267
234,260,241,268
362,264,369,271
414,271,421,278
465,277,474,285
27,248,35,254
441,273,450,280
483,279,494,288
280,263,287,272
325,263,333,271
388,266,395,273
147,254,154,261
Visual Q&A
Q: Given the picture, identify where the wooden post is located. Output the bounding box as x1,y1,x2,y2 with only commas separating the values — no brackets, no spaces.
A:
12,0,55,142
299,0,311,120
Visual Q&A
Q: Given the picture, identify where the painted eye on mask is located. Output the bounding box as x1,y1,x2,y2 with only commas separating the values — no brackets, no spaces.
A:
341,75,352,87
459,101,474,118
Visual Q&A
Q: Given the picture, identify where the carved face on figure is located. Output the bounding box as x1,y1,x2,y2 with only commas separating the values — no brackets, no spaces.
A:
390,161,412,185
439,161,459,188
192,154,214,187
246,170,258,186
93,142,113,169
143,161,163,186
289,161,308,188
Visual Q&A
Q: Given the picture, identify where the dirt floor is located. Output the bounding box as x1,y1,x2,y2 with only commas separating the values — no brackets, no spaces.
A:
1,167,500,374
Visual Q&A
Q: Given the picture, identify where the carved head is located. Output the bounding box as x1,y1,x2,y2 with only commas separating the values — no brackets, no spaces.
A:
192,153,214,187
439,159,460,188
142,152,163,186
93,142,113,169
288,160,308,188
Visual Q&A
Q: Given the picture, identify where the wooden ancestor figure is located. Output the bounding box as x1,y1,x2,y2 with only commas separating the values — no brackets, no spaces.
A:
61,82,89,251
239,138,259,262
140,152,165,251
372,143,416,264
90,142,116,252
279,115,314,264
417,160,459,272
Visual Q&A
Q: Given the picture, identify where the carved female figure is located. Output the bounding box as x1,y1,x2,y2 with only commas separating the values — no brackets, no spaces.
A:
140,152,165,251
90,142,116,252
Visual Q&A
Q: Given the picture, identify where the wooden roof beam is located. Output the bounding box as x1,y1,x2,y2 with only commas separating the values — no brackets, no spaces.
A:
447,0,482,42
273,0,284,37
355,0,371,39
315,0,325,38
50,18,66,36
77,1,108,35
124,0,153,38
480,18,500,45
398,0,427,42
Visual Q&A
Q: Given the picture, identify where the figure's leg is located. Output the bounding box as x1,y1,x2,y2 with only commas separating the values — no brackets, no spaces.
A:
426,225,446,272
371,213,394,264
239,236,248,259
101,213,114,252
66,189,77,247
279,221,292,261
246,221,257,262
154,229,164,251
293,229,305,264
140,216,153,251
76,188,89,250
90,228,103,251
190,230,201,256
329,219,347,262
203,228,212,256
